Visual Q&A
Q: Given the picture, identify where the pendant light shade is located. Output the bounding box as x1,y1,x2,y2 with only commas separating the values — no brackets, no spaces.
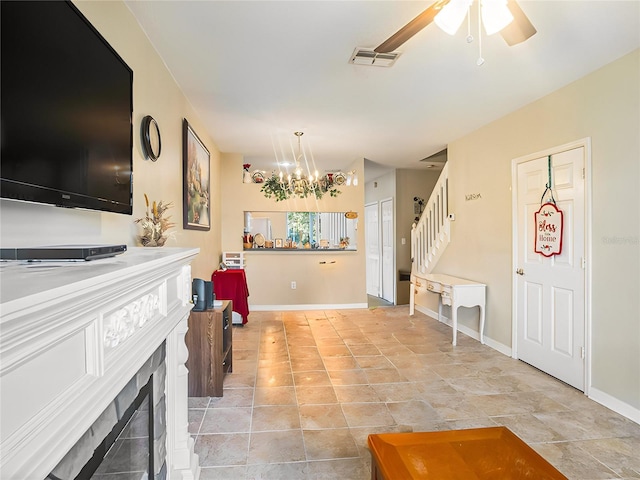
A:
434,0,472,35
481,0,514,35
435,0,514,36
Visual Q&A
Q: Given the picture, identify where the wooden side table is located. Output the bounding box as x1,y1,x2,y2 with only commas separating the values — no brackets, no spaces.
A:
185,300,233,397
368,427,567,479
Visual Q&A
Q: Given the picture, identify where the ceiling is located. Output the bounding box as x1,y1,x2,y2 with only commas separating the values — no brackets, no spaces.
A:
125,1,640,175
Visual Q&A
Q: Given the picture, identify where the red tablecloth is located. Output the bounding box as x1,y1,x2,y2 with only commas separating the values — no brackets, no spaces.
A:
212,269,249,324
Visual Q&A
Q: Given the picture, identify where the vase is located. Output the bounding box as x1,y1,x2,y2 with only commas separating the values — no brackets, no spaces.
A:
140,236,166,247
243,170,252,183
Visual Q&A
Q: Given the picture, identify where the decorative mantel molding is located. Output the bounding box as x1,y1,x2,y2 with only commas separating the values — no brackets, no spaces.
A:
103,291,162,349
0,247,200,479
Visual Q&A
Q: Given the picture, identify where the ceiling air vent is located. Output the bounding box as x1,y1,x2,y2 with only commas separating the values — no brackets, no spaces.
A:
349,47,401,67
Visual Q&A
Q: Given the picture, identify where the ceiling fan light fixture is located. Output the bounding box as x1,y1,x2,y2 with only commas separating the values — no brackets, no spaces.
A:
434,0,472,35
481,0,514,35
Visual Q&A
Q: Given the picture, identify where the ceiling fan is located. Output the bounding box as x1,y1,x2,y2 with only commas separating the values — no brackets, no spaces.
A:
374,0,536,54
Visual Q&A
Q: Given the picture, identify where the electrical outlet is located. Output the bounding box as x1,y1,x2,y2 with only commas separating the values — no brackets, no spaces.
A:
291,281,297,289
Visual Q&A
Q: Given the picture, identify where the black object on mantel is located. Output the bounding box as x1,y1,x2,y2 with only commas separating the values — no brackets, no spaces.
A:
0,244,127,261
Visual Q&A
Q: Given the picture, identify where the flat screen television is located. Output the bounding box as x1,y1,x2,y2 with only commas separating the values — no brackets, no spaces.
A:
1,1,133,215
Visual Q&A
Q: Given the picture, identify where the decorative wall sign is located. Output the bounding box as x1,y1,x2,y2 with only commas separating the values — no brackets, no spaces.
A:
534,202,563,257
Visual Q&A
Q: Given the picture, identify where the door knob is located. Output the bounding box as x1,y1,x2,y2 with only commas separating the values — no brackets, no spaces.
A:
516,268,524,276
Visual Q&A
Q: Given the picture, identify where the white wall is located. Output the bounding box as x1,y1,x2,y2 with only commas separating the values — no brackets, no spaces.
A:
0,1,222,280
439,49,639,412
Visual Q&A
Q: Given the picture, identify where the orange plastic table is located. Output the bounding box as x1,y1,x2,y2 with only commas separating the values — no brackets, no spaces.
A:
368,427,567,480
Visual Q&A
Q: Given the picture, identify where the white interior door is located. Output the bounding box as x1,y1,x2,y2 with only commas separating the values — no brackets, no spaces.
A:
381,198,394,303
365,202,380,297
515,146,586,390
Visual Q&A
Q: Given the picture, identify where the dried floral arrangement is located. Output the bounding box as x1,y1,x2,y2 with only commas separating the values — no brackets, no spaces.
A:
135,194,174,247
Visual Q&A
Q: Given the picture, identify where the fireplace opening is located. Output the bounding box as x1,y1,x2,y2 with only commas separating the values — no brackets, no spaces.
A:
76,373,153,479
47,343,167,480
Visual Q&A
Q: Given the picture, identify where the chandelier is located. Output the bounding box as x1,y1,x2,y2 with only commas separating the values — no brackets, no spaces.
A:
435,0,514,65
260,132,357,202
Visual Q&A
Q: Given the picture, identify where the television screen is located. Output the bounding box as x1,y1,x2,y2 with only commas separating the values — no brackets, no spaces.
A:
1,1,133,215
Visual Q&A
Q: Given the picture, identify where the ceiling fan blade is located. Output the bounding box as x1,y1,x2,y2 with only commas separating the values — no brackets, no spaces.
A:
374,0,450,53
500,0,537,46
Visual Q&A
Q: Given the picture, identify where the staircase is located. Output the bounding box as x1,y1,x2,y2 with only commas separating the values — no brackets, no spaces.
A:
411,162,451,279
409,163,451,315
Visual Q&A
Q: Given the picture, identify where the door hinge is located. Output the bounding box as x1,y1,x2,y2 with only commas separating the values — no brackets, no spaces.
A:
581,257,586,269
581,347,585,359
582,167,585,179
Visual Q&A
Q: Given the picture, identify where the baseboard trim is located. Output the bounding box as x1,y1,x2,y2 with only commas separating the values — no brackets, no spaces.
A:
414,307,638,425
414,305,511,357
250,303,368,311
589,387,640,425
483,336,512,357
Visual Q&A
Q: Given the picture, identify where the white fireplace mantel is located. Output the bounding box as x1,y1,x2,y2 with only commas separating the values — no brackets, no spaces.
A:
0,247,201,479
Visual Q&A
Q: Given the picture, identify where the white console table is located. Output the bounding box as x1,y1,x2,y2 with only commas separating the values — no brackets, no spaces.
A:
0,247,201,479
410,273,486,346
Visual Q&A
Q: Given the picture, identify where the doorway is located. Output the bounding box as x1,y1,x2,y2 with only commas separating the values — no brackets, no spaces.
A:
512,139,590,391
365,198,395,304
365,202,380,298
380,198,394,303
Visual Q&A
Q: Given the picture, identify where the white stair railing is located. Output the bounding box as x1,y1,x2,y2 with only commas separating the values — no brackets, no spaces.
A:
411,162,450,278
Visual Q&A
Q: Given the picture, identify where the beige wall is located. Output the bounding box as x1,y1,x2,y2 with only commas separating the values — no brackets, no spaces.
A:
396,169,441,305
395,169,442,274
438,49,639,410
364,170,396,203
2,0,635,413
220,154,367,307
0,1,222,280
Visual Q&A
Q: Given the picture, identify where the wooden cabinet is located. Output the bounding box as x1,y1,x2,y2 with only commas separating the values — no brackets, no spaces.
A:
185,300,233,397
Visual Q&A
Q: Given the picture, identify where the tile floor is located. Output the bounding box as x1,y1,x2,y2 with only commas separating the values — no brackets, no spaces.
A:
188,306,640,479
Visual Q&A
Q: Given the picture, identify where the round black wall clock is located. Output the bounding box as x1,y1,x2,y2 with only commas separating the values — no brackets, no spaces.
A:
141,115,161,161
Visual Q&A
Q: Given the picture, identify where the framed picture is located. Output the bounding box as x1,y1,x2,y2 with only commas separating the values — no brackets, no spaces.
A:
182,119,210,230
275,238,283,248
